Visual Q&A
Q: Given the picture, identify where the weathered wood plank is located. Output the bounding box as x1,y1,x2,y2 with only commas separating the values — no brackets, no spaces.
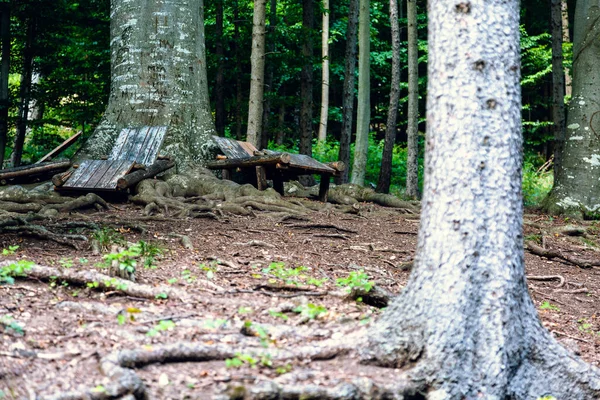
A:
35,131,82,164
77,160,115,189
207,153,291,169
138,126,167,165
286,153,336,174
109,126,167,165
63,160,99,188
97,160,135,190
212,136,255,159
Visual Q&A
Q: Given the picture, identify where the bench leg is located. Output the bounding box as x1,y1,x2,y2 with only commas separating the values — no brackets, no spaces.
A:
319,173,331,202
221,169,231,180
256,166,267,190
273,173,285,195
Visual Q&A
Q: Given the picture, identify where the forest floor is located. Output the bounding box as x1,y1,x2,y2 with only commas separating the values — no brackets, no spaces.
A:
0,200,599,399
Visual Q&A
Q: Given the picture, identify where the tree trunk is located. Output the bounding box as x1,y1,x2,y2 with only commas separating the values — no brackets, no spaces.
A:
76,0,216,171
246,0,267,148
234,1,244,140
561,0,572,97
214,0,226,137
350,0,370,186
0,3,9,168
375,0,400,194
317,0,330,143
336,0,359,184
299,0,314,158
276,93,285,145
12,17,36,167
551,0,566,182
543,0,600,217
405,0,419,198
261,0,277,150
363,0,600,396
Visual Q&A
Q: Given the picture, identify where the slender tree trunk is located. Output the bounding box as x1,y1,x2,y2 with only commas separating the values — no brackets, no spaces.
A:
246,0,267,148
234,2,244,140
551,0,566,181
336,0,359,184
76,0,215,171
276,91,285,145
543,0,600,217
363,0,600,396
261,0,277,150
214,0,226,137
12,17,36,167
299,0,314,158
350,0,370,185
0,3,9,168
561,0,572,97
405,0,419,198
376,0,400,194
317,0,330,143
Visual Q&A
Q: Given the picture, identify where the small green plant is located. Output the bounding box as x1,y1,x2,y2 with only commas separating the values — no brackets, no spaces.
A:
167,278,178,284
102,246,139,277
155,292,168,299
238,306,253,315
539,301,560,312
181,269,196,283
577,318,597,335
336,269,374,293
132,240,163,268
0,315,24,336
92,228,124,250
103,278,128,291
59,258,74,268
199,263,217,279
269,310,289,321
2,245,19,255
147,319,176,337
0,260,34,285
275,363,293,375
225,352,259,368
87,281,100,288
262,262,327,287
117,307,141,325
293,303,327,320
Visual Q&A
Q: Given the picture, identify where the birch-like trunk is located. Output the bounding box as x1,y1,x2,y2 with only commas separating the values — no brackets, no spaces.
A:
544,0,600,217
214,0,226,137
350,0,370,186
317,0,330,143
76,0,215,171
550,0,566,180
376,0,400,194
336,0,359,184
299,0,314,159
363,0,600,396
405,0,419,198
246,0,267,148
0,3,9,168
561,0,572,97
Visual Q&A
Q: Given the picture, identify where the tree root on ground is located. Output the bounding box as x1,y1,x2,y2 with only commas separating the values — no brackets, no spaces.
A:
0,262,191,301
525,241,600,268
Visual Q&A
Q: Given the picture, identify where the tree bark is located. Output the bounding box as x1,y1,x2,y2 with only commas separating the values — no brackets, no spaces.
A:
299,0,315,158
336,0,359,184
405,0,419,198
551,0,566,182
214,0,226,137
350,0,370,185
246,0,267,148
543,0,600,217
261,0,278,150
75,0,216,172
234,1,244,140
363,0,600,396
317,0,330,143
0,3,9,168
376,0,401,194
12,16,36,167
561,0,572,97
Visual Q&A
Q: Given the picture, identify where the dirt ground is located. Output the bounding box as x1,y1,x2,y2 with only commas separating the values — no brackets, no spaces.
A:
0,201,599,399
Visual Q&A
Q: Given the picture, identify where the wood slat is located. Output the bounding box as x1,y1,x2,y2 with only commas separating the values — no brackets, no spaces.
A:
77,160,116,188
212,136,254,159
109,126,167,165
286,153,336,173
62,160,135,190
63,160,99,188
97,160,135,190
138,126,167,165
109,128,134,159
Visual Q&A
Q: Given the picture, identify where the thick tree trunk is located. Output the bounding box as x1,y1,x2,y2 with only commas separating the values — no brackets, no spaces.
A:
0,3,9,168
336,0,359,184
363,0,600,396
376,0,400,194
544,0,600,217
214,0,226,137
261,0,277,150
299,0,314,159
561,0,572,97
76,0,215,171
276,95,285,145
12,17,36,167
405,0,419,198
551,0,566,182
317,0,330,143
350,0,370,185
234,2,244,140
246,0,267,148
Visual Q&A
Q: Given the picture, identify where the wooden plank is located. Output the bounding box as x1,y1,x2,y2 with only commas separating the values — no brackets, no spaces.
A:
109,128,135,159
0,161,70,180
138,126,167,165
212,136,254,159
36,131,82,164
62,160,101,188
97,160,135,190
116,127,149,162
109,126,167,165
62,160,135,190
286,153,336,174
207,153,291,169
77,160,115,189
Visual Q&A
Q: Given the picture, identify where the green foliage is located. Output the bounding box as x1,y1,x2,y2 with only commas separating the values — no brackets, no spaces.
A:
0,315,25,336
147,320,176,337
0,260,34,285
117,307,141,325
522,155,553,207
293,303,327,320
92,228,124,250
261,262,327,287
2,245,19,256
336,269,374,293
133,240,163,269
539,301,559,312
102,247,138,277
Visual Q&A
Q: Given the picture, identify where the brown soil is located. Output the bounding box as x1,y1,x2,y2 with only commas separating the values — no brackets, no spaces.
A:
0,203,599,399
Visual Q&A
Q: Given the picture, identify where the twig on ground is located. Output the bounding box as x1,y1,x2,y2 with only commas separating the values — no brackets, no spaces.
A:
551,330,591,343
525,241,600,268
527,275,566,288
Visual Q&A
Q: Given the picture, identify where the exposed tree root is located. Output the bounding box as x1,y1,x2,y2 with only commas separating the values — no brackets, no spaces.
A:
526,274,566,288
0,262,191,301
525,240,600,268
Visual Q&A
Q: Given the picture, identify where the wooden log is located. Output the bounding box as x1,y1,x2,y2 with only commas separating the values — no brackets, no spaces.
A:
52,169,74,187
0,161,71,181
319,173,331,202
206,153,291,169
256,166,267,190
35,131,82,164
326,161,345,173
116,160,175,190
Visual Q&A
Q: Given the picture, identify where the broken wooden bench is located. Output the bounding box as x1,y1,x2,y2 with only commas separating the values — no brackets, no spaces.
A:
55,126,174,192
207,136,344,202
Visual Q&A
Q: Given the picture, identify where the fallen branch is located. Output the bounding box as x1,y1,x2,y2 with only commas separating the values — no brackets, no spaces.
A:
527,275,566,288
525,241,600,269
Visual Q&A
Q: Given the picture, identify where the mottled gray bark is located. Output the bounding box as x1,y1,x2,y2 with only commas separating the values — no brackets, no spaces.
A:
214,0,225,137
362,0,600,397
561,0,572,97
376,0,400,194
299,0,315,159
350,0,370,185
76,0,215,171
544,0,600,217
405,0,419,199
336,0,359,184
246,0,267,148
317,0,330,143
0,3,9,168
551,0,566,181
